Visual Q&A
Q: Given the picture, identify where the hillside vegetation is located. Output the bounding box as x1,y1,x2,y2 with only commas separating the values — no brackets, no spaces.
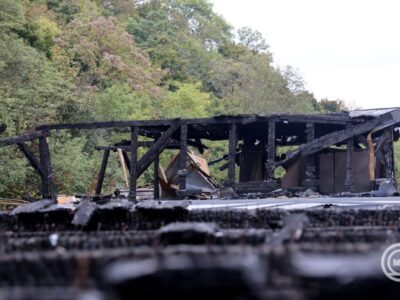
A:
0,0,396,198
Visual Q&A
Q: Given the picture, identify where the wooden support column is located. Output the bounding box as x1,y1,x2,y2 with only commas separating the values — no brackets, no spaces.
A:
128,127,139,202
39,134,56,201
265,121,276,180
154,153,160,199
95,149,110,195
302,123,319,190
383,126,395,181
345,136,355,192
179,124,188,193
228,123,237,186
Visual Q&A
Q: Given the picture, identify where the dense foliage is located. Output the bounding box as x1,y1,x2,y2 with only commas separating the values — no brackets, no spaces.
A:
1,0,396,198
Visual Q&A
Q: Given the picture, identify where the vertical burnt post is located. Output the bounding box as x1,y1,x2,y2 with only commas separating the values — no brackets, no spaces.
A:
390,127,396,188
384,126,395,182
303,123,319,190
179,124,188,193
228,123,238,186
129,127,139,202
154,152,160,199
266,121,276,180
39,133,56,202
345,136,355,192
95,149,110,195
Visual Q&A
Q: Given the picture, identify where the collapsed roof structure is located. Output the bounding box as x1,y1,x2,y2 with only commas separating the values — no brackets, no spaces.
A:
0,108,400,300
1,108,399,201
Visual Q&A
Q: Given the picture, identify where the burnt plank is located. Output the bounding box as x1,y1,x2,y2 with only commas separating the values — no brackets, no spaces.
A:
95,149,110,195
179,124,188,192
228,123,237,186
300,108,400,157
383,127,395,179
17,143,45,177
302,123,319,190
265,121,276,179
154,153,160,199
39,135,56,201
129,127,139,201
345,137,355,192
36,114,350,132
136,120,181,178
0,131,47,147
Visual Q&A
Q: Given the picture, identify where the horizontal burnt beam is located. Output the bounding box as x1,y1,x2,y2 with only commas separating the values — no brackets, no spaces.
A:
36,114,354,132
0,131,48,148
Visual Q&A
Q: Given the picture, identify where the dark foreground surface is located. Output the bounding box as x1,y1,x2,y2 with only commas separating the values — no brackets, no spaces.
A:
1,197,400,300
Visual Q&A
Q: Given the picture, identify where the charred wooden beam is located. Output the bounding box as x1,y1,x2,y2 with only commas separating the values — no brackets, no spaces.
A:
299,108,400,158
129,127,139,201
36,116,250,131
36,113,353,133
0,131,47,148
136,120,181,178
95,149,110,195
17,143,45,177
302,123,319,190
154,153,160,199
95,139,205,152
228,123,238,186
272,114,352,125
345,137,355,192
375,128,392,154
265,121,276,180
383,127,395,180
179,124,188,193
39,135,56,201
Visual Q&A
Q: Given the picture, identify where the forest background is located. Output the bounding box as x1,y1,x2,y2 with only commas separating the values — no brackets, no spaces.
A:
0,0,398,198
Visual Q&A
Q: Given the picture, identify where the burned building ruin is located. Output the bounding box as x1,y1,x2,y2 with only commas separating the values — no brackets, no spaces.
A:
1,107,399,201
0,108,400,300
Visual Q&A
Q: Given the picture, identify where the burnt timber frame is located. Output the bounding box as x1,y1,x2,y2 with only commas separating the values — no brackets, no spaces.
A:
0,131,56,201
1,108,399,201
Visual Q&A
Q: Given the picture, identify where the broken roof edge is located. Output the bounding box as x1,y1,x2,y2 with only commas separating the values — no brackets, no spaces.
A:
349,107,400,118
36,112,353,131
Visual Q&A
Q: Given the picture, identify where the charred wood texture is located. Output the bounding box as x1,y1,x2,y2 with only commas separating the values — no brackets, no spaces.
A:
179,124,188,193
300,108,400,157
39,135,56,201
265,121,276,180
95,149,110,195
345,136,355,192
302,123,319,190
17,143,45,177
129,127,139,201
0,131,47,148
228,123,238,186
136,120,181,178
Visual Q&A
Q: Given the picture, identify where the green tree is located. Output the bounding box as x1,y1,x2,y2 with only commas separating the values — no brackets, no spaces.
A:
161,82,213,118
54,16,162,91
237,27,269,53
